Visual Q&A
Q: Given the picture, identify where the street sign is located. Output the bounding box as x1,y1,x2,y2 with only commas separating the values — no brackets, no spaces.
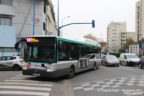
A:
139,41,142,49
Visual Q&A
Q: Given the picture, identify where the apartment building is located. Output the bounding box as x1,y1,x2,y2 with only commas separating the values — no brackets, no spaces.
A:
0,0,57,56
136,0,144,56
129,43,139,56
107,22,126,53
121,32,137,48
136,0,142,41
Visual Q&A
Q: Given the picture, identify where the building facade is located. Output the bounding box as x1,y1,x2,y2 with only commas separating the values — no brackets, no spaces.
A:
136,0,142,41
13,0,57,38
107,22,126,53
0,0,57,56
136,0,144,56
120,32,137,48
129,44,139,56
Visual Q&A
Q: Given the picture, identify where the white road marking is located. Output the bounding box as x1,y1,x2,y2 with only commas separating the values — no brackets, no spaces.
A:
0,82,53,87
0,91,49,96
4,79,50,83
0,86,51,91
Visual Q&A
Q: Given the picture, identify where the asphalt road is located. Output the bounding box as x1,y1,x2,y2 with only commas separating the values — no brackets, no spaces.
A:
72,66,144,96
0,66,144,96
0,70,73,96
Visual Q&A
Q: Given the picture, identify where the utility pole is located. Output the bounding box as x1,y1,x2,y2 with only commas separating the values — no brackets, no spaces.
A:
33,0,36,36
57,20,95,37
57,0,60,36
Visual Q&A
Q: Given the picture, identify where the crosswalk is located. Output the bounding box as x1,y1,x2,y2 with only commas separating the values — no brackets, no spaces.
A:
0,74,53,96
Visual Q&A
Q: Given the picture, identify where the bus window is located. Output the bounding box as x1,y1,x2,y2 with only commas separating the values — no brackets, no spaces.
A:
58,41,70,61
26,45,56,63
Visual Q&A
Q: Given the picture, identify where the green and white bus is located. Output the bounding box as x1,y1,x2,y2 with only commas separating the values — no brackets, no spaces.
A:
15,36,101,78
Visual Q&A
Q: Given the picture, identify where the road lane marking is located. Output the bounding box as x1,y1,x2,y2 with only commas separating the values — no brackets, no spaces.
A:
0,82,53,87
0,91,49,96
0,86,51,91
73,75,144,91
4,79,52,83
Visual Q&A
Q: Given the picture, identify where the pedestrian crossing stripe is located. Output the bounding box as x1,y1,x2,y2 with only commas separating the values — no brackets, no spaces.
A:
0,74,53,96
0,86,51,91
4,79,53,83
0,82,53,87
0,91,49,96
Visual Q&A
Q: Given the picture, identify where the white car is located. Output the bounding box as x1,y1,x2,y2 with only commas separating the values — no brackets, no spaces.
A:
0,56,23,70
120,53,140,66
101,55,120,67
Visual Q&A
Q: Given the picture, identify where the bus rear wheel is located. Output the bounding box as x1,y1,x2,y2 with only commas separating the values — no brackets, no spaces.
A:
67,66,75,79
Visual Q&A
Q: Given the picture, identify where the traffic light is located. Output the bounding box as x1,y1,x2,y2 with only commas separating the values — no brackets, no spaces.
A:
92,20,95,28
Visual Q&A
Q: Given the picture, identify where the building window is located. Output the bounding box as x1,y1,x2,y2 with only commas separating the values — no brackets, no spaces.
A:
0,17,12,26
0,0,12,6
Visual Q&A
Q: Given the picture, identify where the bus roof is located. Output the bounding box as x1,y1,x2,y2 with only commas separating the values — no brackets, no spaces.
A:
27,35,101,48
58,37,101,48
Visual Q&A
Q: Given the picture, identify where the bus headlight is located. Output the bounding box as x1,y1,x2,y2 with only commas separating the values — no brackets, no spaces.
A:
46,66,55,72
22,63,27,70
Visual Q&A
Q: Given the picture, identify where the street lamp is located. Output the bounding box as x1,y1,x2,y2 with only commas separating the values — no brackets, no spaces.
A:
57,0,60,36
61,16,70,37
62,16,70,26
56,0,95,37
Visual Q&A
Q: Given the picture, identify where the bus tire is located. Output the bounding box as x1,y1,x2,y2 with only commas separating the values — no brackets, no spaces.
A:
67,66,75,79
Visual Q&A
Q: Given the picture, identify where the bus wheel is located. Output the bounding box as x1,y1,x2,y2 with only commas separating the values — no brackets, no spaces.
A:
13,65,21,71
67,66,75,79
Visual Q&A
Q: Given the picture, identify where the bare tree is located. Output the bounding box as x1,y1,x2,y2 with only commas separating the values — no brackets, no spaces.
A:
83,34,97,41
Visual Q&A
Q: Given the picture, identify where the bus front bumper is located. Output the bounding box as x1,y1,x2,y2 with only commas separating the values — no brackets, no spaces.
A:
22,68,68,78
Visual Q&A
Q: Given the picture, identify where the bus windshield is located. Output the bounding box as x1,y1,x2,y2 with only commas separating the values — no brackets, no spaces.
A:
25,44,57,63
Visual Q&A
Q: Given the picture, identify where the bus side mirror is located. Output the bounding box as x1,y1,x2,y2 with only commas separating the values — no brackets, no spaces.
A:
15,39,26,50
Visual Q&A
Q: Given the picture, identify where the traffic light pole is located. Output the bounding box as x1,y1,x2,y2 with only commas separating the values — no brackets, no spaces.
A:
57,20,95,36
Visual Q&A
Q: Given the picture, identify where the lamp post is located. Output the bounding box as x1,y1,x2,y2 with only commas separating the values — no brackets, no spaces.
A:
61,16,70,37
33,0,36,36
62,16,70,26
56,0,95,37
57,0,60,36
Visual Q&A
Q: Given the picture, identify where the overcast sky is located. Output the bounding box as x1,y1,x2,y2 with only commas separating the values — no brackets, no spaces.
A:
52,0,139,41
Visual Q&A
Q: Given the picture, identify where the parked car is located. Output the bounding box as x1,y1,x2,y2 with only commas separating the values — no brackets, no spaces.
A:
120,53,140,66
79,53,101,70
101,55,119,67
139,56,144,69
0,56,23,70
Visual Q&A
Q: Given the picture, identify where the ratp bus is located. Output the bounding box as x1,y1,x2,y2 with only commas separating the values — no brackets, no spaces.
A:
15,36,101,78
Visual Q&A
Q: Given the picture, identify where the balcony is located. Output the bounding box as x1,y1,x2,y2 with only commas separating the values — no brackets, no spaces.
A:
0,5,15,17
